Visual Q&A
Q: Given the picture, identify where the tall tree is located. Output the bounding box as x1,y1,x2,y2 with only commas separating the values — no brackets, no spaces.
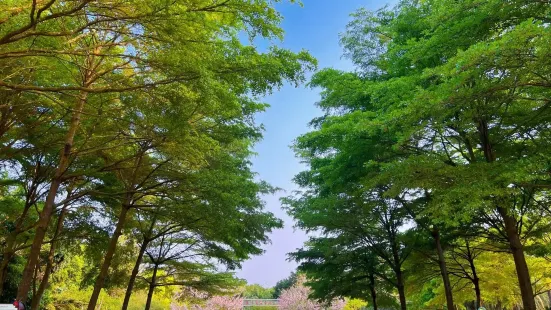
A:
291,237,397,310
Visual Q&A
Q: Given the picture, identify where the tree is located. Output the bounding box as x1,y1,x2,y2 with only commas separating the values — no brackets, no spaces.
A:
279,275,344,310
286,190,412,310
290,237,396,310
242,285,274,299
139,230,237,310
273,272,298,299
194,295,244,310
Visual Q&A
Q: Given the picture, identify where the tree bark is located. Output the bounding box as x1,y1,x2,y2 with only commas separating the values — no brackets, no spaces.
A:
32,263,38,303
396,271,407,310
477,118,495,162
0,181,39,296
121,238,149,310
466,241,481,309
87,205,130,310
144,263,159,310
472,267,481,309
16,90,88,303
390,233,407,310
0,241,15,297
432,228,454,310
498,207,536,310
0,259,7,298
476,118,534,310
369,273,378,310
30,201,69,310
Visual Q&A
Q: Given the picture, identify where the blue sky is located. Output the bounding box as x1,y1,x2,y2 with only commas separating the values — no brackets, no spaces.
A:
236,0,393,287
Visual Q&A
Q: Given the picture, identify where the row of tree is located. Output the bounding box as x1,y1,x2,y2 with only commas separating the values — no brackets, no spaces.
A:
0,0,314,309
285,1,551,310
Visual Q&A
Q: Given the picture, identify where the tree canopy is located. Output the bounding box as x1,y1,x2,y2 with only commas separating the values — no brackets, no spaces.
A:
286,1,551,310
0,0,315,309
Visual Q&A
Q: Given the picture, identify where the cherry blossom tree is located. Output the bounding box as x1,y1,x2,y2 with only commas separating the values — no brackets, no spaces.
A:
202,296,244,310
279,275,344,310
173,295,244,310
329,299,346,310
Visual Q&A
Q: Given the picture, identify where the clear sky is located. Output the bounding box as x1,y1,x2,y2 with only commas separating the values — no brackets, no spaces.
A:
236,0,393,287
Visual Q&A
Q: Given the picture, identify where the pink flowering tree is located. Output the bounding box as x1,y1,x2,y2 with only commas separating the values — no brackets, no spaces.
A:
177,296,243,310
202,296,244,310
172,295,244,310
279,282,320,310
279,275,345,310
328,299,346,310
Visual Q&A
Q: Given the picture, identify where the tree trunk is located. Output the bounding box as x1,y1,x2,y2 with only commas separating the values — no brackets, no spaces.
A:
476,118,534,309
467,249,481,309
17,90,88,303
30,202,69,310
464,240,481,308
498,207,536,310
0,185,38,296
87,205,130,310
369,273,378,310
121,238,149,310
0,249,13,297
432,228,454,310
32,263,39,305
1,228,23,295
88,146,145,310
477,118,495,162
390,235,407,310
473,273,481,309
145,264,159,310
397,284,407,310
395,269,407,310
1,222,25,292
0,258,7,297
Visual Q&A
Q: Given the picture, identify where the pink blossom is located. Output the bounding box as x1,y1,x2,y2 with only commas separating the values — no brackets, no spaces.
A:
279,275,344,310
328,298,346,310
188,295,244,310
205,296,244,310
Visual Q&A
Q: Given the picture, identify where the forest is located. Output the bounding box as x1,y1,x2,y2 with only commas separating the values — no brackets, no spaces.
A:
1,0,551,310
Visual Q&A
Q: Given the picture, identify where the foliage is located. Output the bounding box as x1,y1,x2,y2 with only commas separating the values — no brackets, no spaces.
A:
343,299,367,310
195,296,244,310
279,275,345,310
0,0,315,308
273,272,299,298
241,284,275,299
286,1,551,310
